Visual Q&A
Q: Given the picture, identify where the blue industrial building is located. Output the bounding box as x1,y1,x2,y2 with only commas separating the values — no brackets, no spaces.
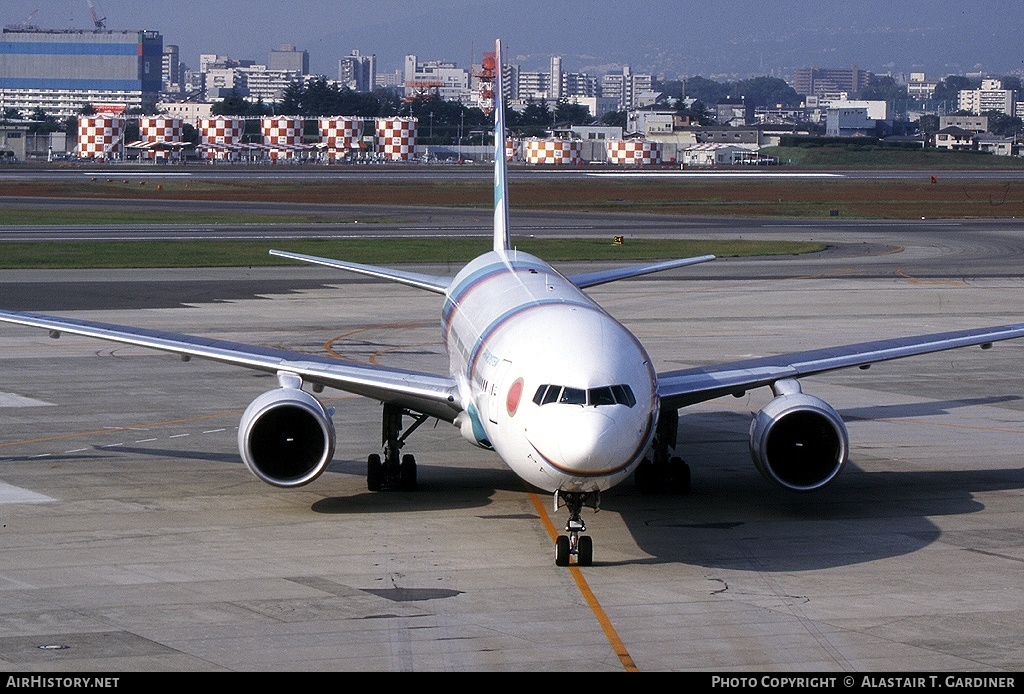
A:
0,28,163,117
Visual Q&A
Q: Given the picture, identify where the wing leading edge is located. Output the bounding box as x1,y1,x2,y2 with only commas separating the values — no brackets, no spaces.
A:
0,309,461,421
657,323,1024,409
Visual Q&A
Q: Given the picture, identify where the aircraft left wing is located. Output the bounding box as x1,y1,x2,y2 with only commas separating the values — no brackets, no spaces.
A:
269,250,451,294
657,323,1024,409
0,309,462,421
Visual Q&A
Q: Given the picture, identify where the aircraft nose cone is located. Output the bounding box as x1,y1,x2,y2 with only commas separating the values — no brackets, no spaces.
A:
527,408,643,475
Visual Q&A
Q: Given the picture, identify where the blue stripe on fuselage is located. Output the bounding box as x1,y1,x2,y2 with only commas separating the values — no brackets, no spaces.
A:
442,258,556,338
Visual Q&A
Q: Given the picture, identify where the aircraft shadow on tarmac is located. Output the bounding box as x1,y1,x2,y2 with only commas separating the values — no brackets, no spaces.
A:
33,398,1020,571
603,403,1024,570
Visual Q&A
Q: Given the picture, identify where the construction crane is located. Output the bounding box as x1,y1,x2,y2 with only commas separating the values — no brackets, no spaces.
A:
86,1,106,29
18,10,39,29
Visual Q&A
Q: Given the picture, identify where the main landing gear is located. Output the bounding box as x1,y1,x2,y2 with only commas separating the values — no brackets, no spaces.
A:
634,408,691,495
367,403,428,492
554,491,599,567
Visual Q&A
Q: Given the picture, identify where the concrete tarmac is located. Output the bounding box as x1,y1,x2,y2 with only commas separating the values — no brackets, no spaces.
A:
0,254,1023,671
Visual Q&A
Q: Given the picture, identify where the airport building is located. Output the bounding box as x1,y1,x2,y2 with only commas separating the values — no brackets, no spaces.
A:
0,27,163,117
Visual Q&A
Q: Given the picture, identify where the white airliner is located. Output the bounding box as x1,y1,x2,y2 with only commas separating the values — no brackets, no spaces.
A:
3,40,1024,566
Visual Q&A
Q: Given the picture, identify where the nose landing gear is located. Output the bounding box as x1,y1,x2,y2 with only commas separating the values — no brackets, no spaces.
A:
554,491,599,567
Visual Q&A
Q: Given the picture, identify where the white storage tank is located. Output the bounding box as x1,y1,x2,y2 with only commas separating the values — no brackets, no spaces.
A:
77,116,124,159
606,140,662,165
262,117,304,160
375,117,417,161
138,116,183,160
524,138,581,165
199,117,246,160
319,117,364,161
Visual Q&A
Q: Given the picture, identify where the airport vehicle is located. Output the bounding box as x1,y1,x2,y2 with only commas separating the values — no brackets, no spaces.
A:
2,41,1024,566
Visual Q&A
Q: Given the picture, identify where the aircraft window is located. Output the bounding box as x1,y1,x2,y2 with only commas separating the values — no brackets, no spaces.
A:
533,384,636,407
588,386,616,406
560,387,586,405
611,384,636,407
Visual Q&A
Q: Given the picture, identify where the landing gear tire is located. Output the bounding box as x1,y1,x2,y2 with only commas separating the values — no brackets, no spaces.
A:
577,535,593,567
669,456,691,495
635,456,691,495
555,535,571,567
400,454,417,491
367,454,383,492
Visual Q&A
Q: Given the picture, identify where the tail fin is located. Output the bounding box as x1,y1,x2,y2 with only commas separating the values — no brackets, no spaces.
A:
492,39,511,253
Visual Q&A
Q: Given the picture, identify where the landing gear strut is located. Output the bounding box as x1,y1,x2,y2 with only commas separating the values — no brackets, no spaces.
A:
635,408,690,494
367,403,427,491
554,491,599,567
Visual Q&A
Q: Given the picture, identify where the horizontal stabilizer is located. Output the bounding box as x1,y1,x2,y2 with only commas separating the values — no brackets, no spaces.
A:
568,255,715,289
270,250,451,294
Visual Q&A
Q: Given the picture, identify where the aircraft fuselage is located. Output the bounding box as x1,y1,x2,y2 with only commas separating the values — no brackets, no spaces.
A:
445,250,659,493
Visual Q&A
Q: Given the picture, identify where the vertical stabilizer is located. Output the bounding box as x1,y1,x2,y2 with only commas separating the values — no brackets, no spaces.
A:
492,39,512,252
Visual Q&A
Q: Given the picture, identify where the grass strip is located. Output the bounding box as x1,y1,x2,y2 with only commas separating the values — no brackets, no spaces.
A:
0,237,826,269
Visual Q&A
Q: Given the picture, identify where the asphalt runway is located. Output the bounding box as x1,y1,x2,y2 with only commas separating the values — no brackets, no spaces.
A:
0,218,1023,672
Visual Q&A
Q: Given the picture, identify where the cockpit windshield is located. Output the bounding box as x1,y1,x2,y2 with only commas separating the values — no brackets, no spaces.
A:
532,383,636,408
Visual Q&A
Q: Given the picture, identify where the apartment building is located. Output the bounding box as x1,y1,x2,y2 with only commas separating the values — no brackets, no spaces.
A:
601,67,653,111
792,65,872,98
403,55,471,102
338,50,376,92
958,79,1016,116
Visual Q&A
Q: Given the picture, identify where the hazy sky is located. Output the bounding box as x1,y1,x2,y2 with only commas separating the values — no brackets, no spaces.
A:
3,0,1022,80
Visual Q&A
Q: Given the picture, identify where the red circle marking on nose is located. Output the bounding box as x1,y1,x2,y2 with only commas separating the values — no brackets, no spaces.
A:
506,377,524,416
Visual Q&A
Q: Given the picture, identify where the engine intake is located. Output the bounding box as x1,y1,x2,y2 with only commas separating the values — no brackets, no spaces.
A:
749,389,848,492
238,388,336,487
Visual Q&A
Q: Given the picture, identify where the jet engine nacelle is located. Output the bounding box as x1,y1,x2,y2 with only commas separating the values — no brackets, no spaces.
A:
749,390,849,492
238,387,336,488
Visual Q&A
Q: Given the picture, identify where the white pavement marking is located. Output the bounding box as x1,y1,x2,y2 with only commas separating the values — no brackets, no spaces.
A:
0,392,54,407
0,481,54,504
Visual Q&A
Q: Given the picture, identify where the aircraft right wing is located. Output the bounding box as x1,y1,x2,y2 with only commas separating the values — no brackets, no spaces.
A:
657,323,1024,409
567,255,716,289
0,309,462,422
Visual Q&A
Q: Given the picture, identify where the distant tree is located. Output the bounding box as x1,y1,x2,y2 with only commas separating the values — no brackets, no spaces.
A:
406,93,487,144
554,99,591,125
682,76,730,105
26,108,61,133
984,111,1023,137
1,108,20,122
654,79,684,101
599,110,627,128
507,98,553,136
933,75,978,104
731,76,801,107
212,89,254,116
1000,75,1022,93
861,75,908,103
676,98,711,125
181,122,199,145
918,114,940,133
